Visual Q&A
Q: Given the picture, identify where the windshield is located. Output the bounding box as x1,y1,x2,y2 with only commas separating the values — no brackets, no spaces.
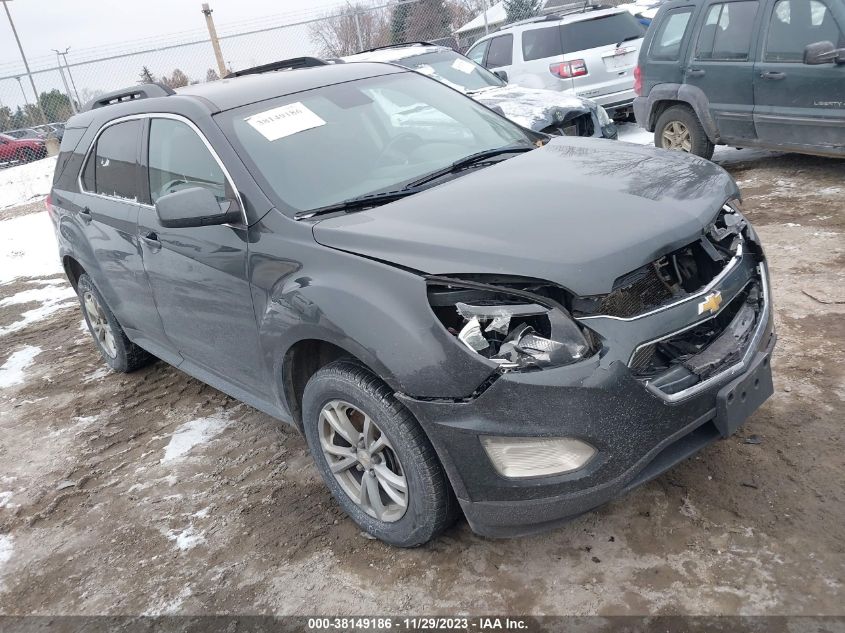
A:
393,50,505,93
218,71,532,213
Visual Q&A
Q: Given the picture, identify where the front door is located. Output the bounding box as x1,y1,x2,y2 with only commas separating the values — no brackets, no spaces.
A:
753,0,845,151
137,116,268,399
684,0,763,142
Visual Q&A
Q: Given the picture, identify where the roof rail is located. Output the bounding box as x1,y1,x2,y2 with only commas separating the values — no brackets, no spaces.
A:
82,83,175,112
225,57,329,78
357,41,439,54
497,3,610,29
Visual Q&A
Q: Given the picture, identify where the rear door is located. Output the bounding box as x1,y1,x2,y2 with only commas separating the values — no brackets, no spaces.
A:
76,119,172,355
480,33,515,80
137,115,269,399
684,0,763,142
641,5,697,91
753,0,845,151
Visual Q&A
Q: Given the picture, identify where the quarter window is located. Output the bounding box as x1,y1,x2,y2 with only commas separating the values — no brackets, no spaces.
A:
765,0,845,61
696,1,760,60
650,9,694,60
84,120,141,200
148,118,227,204
467,39,489,64
523,26,563,61
485,34,514,67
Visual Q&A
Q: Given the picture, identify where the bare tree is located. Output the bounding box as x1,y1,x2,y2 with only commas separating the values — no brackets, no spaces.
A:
162,69,191,89
448,0,487,29
309,2,391,57
205,68,221,82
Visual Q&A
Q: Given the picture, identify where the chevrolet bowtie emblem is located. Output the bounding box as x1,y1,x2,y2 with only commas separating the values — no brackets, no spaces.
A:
698,291,723,315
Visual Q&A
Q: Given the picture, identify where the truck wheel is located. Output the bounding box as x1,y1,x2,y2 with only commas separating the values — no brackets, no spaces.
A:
302,360,458,547
655,105,715,160
77,274,154,372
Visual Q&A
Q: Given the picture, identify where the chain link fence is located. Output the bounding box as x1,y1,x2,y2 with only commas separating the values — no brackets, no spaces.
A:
0,0,494,136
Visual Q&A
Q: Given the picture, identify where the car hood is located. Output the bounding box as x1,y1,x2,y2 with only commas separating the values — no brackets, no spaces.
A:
311,137,740,296
469,85,593,131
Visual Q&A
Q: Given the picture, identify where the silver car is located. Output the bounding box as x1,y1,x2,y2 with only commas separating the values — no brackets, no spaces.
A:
466,7,646,118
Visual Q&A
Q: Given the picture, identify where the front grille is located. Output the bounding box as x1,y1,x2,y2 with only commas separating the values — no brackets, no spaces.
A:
629,281,763,382
580,205,746,319
560,113,594,137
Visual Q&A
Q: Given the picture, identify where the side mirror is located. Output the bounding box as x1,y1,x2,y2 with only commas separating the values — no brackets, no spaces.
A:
803,40,844,65
154,187,241,229
494,69,509,82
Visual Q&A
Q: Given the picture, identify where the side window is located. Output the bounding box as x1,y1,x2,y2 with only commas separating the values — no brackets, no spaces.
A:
84,120,141,200
467,39,489,64
148,118,227,204
650,9,695,60
486,34,514,67
522,26,563,61
696,1,760,60
765,0,845,61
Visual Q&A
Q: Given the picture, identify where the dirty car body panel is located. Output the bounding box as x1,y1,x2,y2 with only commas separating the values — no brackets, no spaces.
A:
50,61,775,539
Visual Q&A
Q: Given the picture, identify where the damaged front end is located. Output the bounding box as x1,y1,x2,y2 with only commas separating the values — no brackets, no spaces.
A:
427,277,597,372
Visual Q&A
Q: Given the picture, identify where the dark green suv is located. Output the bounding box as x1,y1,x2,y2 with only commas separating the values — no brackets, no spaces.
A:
633,0,845,159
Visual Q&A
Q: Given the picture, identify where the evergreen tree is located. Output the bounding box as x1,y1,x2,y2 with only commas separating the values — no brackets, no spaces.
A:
504,0,542,22
405,0,451,41
390,2,412,43
139,66,156,84
205,68,220,82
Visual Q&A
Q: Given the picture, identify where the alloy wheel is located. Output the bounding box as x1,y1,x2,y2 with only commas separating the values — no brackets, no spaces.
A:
83,291,117,358
318,399,408,522
661,121,692,152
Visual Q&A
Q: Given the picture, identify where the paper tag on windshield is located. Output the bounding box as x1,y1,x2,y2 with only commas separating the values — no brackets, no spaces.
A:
451,58,476,75
245,102,326,141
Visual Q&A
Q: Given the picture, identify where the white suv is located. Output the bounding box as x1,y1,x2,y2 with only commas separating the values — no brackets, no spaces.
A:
466,7,646,118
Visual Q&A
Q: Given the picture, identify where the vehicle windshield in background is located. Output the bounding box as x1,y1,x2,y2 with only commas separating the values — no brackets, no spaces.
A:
219,72,533,214
392,50,505,93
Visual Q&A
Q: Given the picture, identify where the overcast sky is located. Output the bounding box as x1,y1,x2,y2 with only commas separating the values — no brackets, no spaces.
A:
0,0,355,109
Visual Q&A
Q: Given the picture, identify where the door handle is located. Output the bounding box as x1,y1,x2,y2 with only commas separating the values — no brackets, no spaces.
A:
140,231,161,251
686,67,706,77
79,206,92,224
761,71,786,80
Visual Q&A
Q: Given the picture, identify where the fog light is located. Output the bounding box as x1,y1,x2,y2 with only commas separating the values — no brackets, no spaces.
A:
481,436,596,478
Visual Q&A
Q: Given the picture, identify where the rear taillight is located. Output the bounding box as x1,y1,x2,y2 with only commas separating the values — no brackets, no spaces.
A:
634,65,643,96
45,193,55,220
549,59,588,79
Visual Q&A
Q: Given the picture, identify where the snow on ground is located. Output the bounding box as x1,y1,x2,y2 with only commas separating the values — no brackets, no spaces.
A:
0,157,57,210
0,345,42,389
0,211,63,284
160,411,234,463
0,280,77,337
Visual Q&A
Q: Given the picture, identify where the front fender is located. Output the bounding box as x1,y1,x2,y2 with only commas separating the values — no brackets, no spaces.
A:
248,212,496,409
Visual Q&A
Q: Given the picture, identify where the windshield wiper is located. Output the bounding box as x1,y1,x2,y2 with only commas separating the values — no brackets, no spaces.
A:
407,144,534,188
617,35,641,44
295,187,429,219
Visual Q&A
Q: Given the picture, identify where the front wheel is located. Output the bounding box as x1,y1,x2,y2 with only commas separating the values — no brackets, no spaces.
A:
654,105,715,160
302,360,457,547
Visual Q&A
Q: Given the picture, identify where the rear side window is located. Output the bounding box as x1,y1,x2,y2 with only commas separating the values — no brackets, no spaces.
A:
559,13,646,53
765,0,845,61
82,120,141,200
148,118,227,204
53,127,86,185
523,26,563,61
696,1,760,60
486,34,514,67
649,9,694,60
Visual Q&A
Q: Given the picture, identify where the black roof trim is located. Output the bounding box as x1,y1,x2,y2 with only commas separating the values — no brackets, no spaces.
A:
357,41,440,54
81,83,175,112
225,57,330,78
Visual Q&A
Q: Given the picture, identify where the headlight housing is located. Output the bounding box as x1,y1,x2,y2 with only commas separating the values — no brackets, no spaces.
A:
597,106,611,127
427,277,594,371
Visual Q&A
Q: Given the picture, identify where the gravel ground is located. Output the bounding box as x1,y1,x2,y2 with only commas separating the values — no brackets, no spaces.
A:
0,150,843,616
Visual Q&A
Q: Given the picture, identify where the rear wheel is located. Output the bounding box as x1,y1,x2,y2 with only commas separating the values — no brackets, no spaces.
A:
654,105,715,160
302,360,457,547
17,148,35,163
77,274,154,372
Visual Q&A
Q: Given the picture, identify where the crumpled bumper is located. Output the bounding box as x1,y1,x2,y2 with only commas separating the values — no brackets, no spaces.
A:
397,303,775,538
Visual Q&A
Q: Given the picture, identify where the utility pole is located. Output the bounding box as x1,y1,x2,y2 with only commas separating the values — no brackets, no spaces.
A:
52,48,77,115
13,77,28,109
1,0,47,124
483,0,490,35
353,10,364,51
201,3,227,78
58,48,81,106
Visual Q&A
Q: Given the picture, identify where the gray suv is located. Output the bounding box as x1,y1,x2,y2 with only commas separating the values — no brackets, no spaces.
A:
50,59,775,546
634,0,845,158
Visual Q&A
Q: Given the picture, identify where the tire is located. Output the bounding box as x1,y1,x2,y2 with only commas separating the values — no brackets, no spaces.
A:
302,360,458,547
654,105,715,160
77,274,154,372
18,148,35,163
